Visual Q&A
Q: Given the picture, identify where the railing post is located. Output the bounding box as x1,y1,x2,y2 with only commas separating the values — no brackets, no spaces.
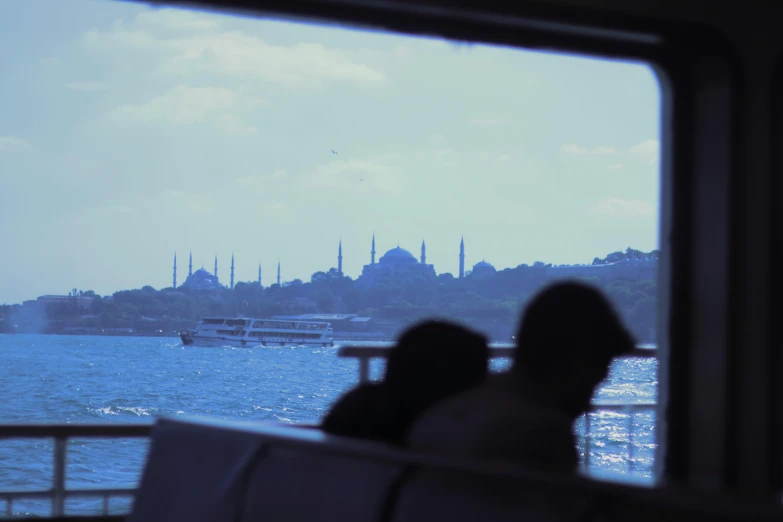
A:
52,437,66,517
584,413,591,468
627,409,635,475
103,495,110,516
358,357,370,384
5,497,12,517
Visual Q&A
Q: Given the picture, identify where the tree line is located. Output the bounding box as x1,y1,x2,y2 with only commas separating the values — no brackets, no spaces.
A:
3,248,658,342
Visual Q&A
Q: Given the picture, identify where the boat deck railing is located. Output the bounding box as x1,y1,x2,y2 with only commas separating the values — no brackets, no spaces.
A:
0,344,656,517
336,343,658,470
0,424,150,518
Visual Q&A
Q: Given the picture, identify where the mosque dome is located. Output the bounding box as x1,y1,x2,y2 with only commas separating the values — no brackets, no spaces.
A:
183,268,222,289
472,259,497,277
380,247,416,264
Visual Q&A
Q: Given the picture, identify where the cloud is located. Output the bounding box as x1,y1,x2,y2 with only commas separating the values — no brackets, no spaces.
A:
560,144,588,155
112,84,264,134
630,139,660,165
393,45,414,61
0,136,33,153
65,81,109,92
472,117,509,127
560,144,615,156
134,8,220,31
84,11,385,89
416,134,455,164
308,156,402,193
64,203,136,227
104,204,134,214
214,113,259,136
160,190,218,213
236,169,288,187
593,197,655,216
428,133,447,146
83,22,158,50
561,140,659,166
417,147,454,161
90,204,135,216
473,149,519,165
608,163,623,170
166,37,385,88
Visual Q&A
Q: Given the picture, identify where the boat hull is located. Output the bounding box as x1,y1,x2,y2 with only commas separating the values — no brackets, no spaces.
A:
180,333,334,348
180,331,194,345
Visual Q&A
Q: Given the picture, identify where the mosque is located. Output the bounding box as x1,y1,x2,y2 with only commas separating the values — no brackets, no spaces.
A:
471,260,497,278
171,235,497,290
172,253,275,290
346,234,496,284
354,235,437,283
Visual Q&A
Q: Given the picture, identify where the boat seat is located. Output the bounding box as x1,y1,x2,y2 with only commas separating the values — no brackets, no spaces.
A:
128,417,405,522
389,469,598,522
237,445,402,521
126,418,267,522
128,417,783,522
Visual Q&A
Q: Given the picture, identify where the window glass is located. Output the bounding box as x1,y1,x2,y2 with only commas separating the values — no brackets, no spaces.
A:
0,0,660,515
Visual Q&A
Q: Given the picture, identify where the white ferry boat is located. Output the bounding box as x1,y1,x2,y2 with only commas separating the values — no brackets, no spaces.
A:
180,317,335,348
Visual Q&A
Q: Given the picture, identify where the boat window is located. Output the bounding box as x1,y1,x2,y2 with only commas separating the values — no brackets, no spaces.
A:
0,0,663,513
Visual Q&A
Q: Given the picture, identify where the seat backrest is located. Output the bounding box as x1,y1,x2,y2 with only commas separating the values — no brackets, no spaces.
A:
128,416,783,522
390,469,598,522
127,418,266,522
128,417,405,522
238,445,403,522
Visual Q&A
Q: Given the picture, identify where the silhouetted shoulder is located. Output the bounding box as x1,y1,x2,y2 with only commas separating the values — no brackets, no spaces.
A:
407,378,578,473
321,383,390,440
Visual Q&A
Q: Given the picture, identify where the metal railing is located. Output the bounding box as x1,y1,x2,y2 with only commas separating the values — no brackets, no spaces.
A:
336,343,656,383
0,424,151,517
337,343,658,475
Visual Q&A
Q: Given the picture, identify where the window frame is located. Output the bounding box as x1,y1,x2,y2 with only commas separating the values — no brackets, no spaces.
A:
145,0,777,498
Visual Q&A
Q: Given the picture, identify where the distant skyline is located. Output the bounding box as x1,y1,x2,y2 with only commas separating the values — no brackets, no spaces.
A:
171,237,657,289
0,1,660,304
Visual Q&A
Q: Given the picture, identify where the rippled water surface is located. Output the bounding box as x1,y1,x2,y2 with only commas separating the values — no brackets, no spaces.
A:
0,334,657,517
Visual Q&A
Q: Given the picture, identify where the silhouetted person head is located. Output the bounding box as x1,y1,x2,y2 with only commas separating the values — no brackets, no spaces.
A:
384,320,489,440
323,319,488,444
512,281,634,419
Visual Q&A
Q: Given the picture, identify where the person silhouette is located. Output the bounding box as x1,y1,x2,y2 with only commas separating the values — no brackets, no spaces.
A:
321,320,489,445
407,281,635,472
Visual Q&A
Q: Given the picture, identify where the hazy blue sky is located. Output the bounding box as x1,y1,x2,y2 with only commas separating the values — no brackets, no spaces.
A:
0,0,660,304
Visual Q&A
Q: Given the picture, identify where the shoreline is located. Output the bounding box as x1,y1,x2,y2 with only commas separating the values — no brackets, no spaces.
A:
0,330,399,343
0,331,522,344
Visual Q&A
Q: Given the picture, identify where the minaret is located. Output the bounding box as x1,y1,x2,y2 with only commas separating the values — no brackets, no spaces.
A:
258,264,262,285
371,233,376,265
459,236,465,279
338,239,343,276
420,240,426,264
214,256,218,279
230,253,235,289
173,252,177,288
188,251,193,278
277,261,281,286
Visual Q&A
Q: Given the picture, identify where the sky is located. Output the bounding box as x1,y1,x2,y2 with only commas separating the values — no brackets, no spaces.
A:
0,0,661,304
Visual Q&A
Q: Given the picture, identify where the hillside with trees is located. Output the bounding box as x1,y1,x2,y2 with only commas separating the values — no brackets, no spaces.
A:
9,248,659,342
